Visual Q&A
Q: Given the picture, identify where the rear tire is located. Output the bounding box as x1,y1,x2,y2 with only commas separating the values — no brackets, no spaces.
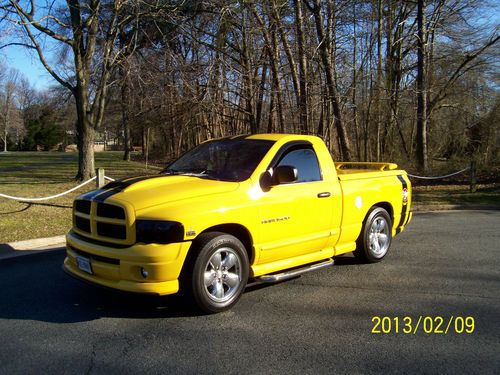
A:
355,207,392,263
187,232,249,313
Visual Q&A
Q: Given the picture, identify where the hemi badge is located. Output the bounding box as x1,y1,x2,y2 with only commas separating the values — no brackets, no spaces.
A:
261,216,290,224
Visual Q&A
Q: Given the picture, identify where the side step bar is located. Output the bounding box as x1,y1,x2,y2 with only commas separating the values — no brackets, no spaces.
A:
251,259,334,285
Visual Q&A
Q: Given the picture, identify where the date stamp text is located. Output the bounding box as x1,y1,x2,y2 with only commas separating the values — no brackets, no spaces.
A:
371,316,475,334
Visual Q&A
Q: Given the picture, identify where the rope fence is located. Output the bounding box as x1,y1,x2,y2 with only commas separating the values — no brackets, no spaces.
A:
407,166,470,180
408,161,477,193
0,168,116,202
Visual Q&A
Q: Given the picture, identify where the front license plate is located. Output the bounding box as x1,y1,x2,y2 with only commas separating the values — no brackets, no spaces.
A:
76,256,93,274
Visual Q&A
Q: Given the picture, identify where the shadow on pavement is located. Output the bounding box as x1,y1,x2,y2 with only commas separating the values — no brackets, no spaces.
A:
0,250,204,323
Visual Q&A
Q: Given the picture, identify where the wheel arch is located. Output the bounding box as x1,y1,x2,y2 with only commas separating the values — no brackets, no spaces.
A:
354,202,394,263
370,202,394,227
195,223,254,264
357,202,394,241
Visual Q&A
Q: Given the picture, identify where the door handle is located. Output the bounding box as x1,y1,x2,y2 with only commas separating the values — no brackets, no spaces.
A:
317,192,331,198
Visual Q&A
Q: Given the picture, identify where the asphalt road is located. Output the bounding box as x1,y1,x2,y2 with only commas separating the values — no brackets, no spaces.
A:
0,211,499,374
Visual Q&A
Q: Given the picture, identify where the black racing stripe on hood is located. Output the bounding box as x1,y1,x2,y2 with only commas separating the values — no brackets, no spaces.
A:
92,175,166,203
92,188,123,203
79,188,106,201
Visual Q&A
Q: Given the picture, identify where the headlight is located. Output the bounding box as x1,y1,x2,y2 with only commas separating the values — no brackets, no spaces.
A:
136,220,184,244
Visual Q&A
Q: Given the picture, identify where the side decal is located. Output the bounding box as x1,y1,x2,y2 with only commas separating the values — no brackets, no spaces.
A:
396,175,409,233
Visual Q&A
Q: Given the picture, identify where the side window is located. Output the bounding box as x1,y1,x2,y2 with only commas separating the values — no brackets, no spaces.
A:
277,147,321,182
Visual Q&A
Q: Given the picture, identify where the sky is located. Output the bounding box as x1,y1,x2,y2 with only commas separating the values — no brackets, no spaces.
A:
1,44,56,91
0,0,63,91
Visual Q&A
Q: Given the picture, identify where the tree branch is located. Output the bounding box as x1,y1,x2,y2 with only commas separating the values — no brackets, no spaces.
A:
18,18,74,91
9,0,74,46
428,34,499,113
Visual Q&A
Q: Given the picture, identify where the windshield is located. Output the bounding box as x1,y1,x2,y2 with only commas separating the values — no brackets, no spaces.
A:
164,138,274,182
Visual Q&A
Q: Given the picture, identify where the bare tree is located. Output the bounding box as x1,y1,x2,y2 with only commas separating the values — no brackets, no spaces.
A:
0,1,143,179
0,68,19,152
305,0,352,160
2,0,497,169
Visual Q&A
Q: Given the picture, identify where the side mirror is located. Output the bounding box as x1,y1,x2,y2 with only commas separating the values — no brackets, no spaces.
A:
274,165,298,184
260,165,298,190
259,170,274,191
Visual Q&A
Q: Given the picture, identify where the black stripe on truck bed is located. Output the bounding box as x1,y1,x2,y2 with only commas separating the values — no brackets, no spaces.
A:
396,175,409,234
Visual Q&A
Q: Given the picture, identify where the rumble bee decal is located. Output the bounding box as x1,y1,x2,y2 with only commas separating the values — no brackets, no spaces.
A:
261,216,290,224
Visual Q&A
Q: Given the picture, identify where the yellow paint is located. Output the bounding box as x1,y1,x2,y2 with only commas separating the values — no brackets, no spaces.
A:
64,134,412,295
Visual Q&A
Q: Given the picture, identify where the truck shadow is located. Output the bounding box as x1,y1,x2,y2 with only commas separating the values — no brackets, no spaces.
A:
332,254,360,266
0,250,209,323
245,255,361,293
0,250,365,324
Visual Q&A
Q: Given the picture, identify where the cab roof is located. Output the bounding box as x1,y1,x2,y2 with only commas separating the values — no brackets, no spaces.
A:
223,133,321,142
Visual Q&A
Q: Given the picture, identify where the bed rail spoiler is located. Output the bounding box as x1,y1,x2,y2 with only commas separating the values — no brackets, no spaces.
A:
335,162,399,171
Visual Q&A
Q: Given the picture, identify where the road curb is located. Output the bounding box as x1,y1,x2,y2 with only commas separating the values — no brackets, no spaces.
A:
0,235,65,261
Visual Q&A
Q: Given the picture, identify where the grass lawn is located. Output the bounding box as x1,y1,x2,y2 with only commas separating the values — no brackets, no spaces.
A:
412,183,500,209
0,151,161,243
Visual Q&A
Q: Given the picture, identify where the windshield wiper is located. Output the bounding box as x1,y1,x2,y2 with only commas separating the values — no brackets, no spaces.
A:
163,169,221,180
162,169,180,175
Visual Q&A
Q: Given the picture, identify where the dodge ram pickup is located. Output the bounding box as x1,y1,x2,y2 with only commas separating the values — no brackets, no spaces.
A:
64,134,412,312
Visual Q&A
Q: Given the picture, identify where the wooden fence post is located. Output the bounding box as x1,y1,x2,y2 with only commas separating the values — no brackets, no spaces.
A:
96,168,105,188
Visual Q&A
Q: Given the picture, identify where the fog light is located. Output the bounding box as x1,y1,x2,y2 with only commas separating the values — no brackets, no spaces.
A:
140,267,148,279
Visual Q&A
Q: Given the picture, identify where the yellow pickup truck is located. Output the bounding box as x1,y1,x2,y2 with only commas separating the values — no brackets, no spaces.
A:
64,134,412,312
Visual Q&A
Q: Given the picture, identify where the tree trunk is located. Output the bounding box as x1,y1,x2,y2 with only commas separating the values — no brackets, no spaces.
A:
352,2,361,160
270,26,285,133
271,1,300,129
121,66,131,161
74,85,95,180
255,64,268,130
241,10,257,134
416,0,428,171
3,120,6,152
310,0,352,160
251,4,284,133
295,0,309,134
375,0,383,161
77,121,95,181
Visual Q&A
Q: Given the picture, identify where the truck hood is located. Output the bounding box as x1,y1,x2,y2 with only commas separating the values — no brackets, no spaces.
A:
82,175,239,211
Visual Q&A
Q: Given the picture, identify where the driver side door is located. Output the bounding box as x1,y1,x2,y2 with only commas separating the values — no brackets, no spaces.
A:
257,143,334,264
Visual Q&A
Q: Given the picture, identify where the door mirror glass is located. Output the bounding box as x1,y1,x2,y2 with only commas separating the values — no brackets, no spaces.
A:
273,165,298,184
259,165,298,190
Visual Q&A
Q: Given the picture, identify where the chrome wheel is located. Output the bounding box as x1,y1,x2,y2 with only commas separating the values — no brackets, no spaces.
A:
355,207,392,263
188,232,249,313
368,216,390,257
203,247,242,303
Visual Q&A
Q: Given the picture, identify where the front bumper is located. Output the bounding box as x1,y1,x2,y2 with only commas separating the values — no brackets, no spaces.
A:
63,230,192,295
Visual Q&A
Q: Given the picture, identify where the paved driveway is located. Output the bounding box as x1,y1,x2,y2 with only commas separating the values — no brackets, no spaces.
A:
0,211,498,374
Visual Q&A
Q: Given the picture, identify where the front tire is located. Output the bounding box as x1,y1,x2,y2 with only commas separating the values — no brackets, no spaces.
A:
189,232,249,313
355,207,392,263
